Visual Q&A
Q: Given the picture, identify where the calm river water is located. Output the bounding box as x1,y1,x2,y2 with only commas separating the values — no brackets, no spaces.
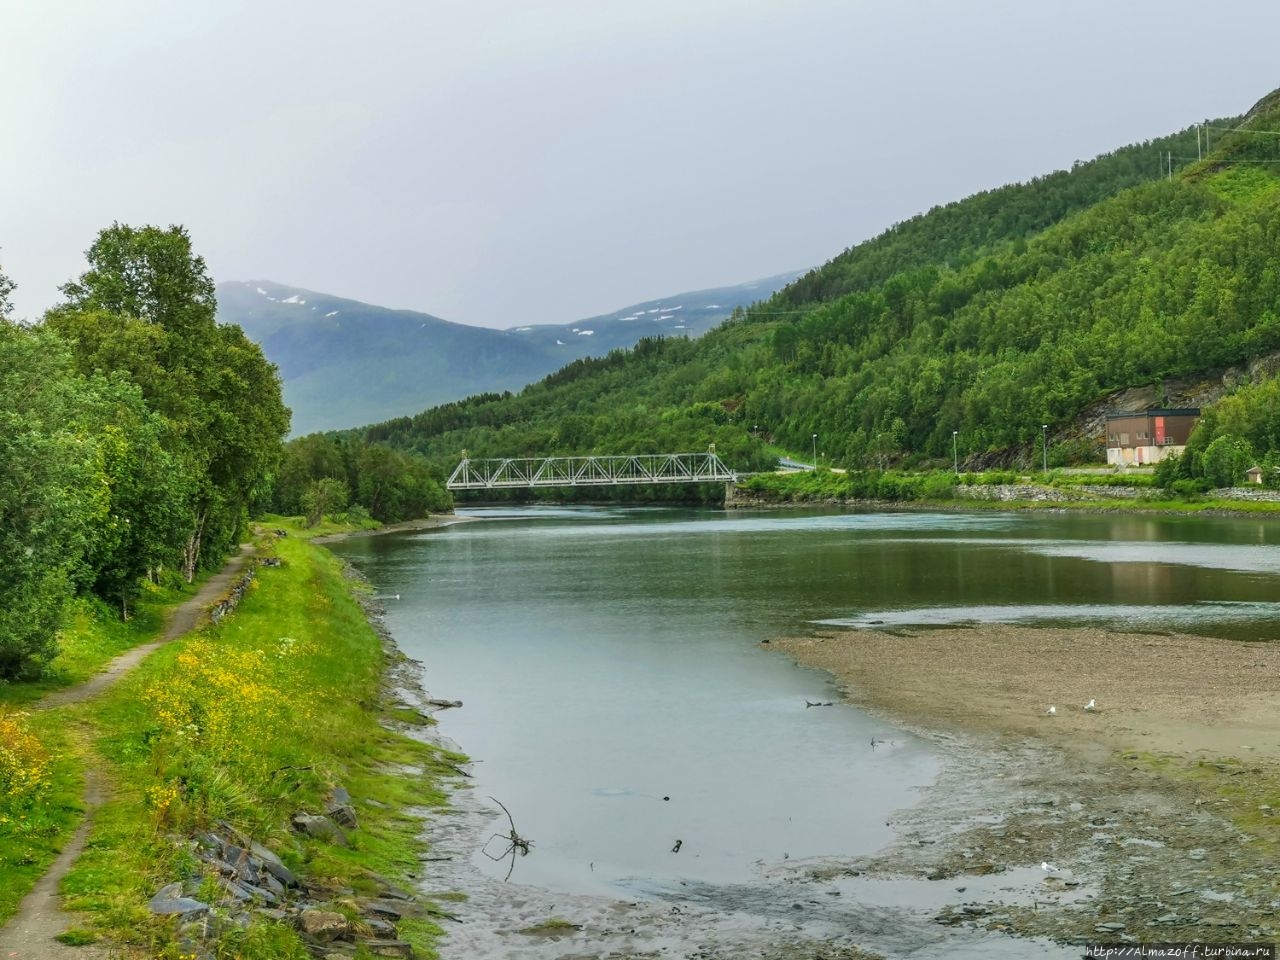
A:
329,506,1280,900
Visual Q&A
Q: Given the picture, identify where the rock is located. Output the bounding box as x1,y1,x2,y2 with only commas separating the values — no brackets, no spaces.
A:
328,803,360,829
364,900,404,920
1154,913,1179,923
377,884,414,902
1095,922,1126,932
1188,849,1207,861
299,909,349,942
364,941,416,958
149,883,210,917
366,916,398,938
218,877,254,902
292,813,351,847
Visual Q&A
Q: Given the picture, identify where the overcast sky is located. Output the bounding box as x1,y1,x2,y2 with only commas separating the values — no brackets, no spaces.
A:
3,1,1278,328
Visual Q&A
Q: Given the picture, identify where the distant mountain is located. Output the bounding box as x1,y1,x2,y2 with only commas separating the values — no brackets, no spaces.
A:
505,272,802,355
217,274,800,435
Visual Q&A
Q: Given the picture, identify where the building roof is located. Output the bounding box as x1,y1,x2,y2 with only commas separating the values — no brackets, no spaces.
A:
1104,408,1200,421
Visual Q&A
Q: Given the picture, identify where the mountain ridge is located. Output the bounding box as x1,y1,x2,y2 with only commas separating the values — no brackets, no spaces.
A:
218,272,801,435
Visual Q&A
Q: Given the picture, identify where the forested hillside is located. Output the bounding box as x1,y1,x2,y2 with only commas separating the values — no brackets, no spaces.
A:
355,93,1280,478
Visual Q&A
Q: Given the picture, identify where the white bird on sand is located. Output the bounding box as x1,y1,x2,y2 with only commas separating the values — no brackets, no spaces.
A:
1040,860,1075,883
1046,705,1057,716
1084,699,1097,712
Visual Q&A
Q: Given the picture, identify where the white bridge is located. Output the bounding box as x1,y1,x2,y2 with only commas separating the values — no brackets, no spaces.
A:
447,452,739,490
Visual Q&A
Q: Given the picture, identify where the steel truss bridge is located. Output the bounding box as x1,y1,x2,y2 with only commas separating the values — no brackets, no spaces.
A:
447,452,739,490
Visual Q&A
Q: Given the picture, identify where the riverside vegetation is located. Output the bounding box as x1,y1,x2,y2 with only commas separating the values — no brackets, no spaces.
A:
1,524,464,958
1,224,454,956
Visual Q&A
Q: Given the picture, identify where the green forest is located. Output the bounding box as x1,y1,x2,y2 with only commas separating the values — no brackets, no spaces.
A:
0,227,451,682
357,92,1280,494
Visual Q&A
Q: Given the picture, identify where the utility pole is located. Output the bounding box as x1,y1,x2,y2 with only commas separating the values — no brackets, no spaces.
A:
953,430,959,475
1197,124,1202,161
1042,424,1049,475
1167,150,1173,180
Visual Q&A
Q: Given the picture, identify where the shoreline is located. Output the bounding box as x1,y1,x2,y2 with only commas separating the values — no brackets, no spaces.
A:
770,624,1280,945
311,512,477,544
727,490,1280,520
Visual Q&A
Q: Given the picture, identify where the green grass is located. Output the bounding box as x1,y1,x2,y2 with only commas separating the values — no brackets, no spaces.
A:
0,586,189,710
0,712,86,927
258,512,382,541
57,534,456,958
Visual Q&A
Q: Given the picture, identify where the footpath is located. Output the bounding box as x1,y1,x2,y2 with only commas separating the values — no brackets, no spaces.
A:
0,544,255,959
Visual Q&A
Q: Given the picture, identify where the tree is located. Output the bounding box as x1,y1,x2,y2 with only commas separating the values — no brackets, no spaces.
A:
0,257,14,318
54,225,290,580
302,477,350,527
0,324,105,678
78,377,191,618
1201,434,1254,488
60,224,216,340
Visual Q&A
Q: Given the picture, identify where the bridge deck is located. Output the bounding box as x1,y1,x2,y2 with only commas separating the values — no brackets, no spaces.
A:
447,452,739,490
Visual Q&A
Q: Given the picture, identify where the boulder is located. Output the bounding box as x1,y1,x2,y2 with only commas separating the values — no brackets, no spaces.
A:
149,883,210,917
299,909,349,942
292,813,351,848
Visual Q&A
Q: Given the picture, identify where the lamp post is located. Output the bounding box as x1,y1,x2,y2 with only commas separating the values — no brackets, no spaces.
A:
1041,424,1049,474
952,430,959,475
812,433,818,468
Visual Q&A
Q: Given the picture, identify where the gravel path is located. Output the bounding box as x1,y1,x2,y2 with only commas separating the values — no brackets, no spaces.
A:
0,543,255,958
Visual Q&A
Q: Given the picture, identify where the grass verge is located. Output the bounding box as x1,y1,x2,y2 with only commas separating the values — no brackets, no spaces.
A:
52,531,457,957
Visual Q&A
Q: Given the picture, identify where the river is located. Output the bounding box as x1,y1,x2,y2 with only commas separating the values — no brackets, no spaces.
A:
329,505,1280,957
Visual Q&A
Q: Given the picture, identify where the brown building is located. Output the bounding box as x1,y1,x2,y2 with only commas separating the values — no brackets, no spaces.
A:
1105,408,1199,466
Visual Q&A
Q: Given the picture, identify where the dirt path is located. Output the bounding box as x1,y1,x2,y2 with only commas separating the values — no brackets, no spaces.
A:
0,543,255,958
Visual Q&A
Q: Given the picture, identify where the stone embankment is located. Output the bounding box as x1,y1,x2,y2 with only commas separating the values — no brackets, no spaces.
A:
149,785,425,959
728,481,1280,508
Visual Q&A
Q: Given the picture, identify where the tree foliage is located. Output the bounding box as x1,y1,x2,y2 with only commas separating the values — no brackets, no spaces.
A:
0,325,105,677
272,434,450,524
52,224,289,580
0,226,291,679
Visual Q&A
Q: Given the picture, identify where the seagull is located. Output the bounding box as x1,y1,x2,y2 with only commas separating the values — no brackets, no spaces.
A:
1040,860,1075,883
1046,705,1057,716
1084,699,1097,712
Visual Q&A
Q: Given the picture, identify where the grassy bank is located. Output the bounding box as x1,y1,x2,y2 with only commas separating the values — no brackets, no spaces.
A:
1,585,192,927
1,527,461,958
738,468,1280,515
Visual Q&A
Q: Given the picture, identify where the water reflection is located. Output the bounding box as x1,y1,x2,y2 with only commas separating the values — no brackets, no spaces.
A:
332,505,1280,897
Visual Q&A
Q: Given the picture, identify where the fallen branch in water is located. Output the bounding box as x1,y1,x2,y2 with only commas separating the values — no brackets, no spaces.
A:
482,796,533,881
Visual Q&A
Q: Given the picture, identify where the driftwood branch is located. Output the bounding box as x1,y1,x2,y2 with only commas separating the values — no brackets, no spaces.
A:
482,796,533,881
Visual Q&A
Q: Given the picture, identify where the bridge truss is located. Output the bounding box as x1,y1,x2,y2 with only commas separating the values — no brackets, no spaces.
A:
446,452,739,490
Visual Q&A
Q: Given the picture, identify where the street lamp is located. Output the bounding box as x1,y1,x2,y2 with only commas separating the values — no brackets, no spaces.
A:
1041,424,1049,474
952,430,959,475
812,433,818,468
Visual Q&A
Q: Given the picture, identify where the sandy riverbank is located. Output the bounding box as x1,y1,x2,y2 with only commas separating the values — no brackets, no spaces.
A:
769,624,1280,945
772,624,1280,761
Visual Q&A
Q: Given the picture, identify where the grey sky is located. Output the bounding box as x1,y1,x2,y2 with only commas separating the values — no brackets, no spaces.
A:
3,1,1278,328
